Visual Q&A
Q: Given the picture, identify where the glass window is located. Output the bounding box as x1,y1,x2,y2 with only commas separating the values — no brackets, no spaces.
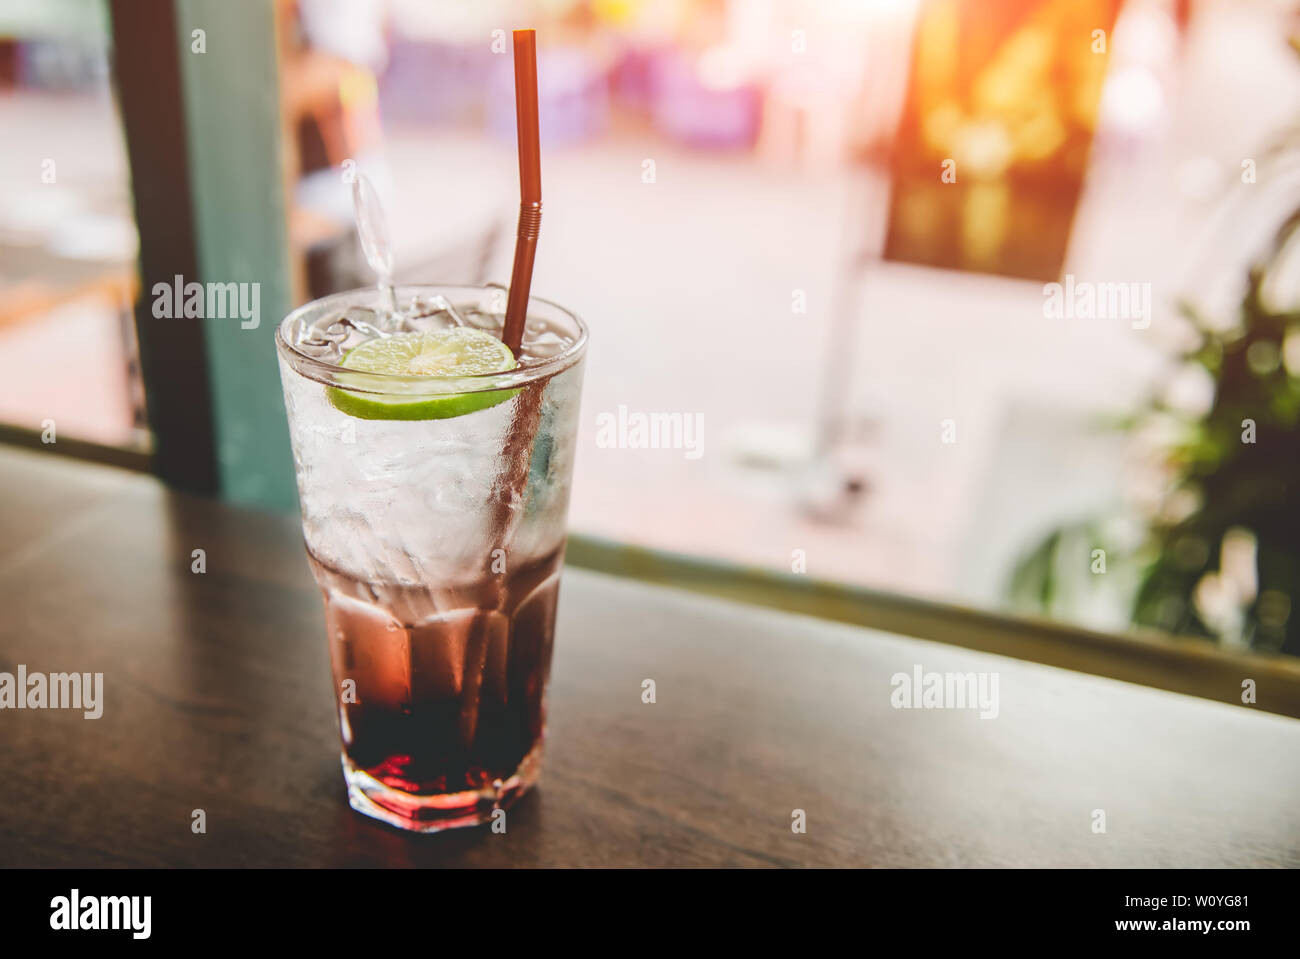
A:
0,0,147,453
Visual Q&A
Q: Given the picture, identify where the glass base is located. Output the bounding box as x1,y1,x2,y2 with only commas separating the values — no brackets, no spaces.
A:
342,743,543,833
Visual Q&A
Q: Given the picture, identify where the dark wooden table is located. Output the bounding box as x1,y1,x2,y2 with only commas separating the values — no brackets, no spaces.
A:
1,447,1297,867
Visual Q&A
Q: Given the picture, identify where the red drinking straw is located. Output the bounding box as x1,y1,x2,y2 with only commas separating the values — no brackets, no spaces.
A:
502,29,542,357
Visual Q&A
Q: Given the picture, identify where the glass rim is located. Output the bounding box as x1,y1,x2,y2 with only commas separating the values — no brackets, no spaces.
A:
275,283,588,397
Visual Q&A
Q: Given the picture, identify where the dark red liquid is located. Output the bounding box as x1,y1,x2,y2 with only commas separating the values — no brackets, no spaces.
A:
310,549,562,798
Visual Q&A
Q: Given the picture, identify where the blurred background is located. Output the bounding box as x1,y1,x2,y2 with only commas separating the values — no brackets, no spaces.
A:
2,0,1299,657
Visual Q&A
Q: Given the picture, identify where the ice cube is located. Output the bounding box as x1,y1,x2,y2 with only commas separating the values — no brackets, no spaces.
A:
337,306,391,340
522,328,569,359
297,307,383,362
399,294,467,333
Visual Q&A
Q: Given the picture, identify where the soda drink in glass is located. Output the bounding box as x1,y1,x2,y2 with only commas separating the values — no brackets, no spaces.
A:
275,283,587,832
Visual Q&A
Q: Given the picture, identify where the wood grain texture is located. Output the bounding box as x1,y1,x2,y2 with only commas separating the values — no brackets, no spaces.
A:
0,447,1297,867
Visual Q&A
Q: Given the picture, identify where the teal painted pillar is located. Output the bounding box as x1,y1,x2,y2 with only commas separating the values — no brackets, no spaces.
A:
174,0,297,510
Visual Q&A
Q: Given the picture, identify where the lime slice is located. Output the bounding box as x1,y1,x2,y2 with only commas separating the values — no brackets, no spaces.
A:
327,327,519,420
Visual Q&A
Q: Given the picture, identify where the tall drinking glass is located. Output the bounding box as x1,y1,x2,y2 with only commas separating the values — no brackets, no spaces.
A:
275,284,587,832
